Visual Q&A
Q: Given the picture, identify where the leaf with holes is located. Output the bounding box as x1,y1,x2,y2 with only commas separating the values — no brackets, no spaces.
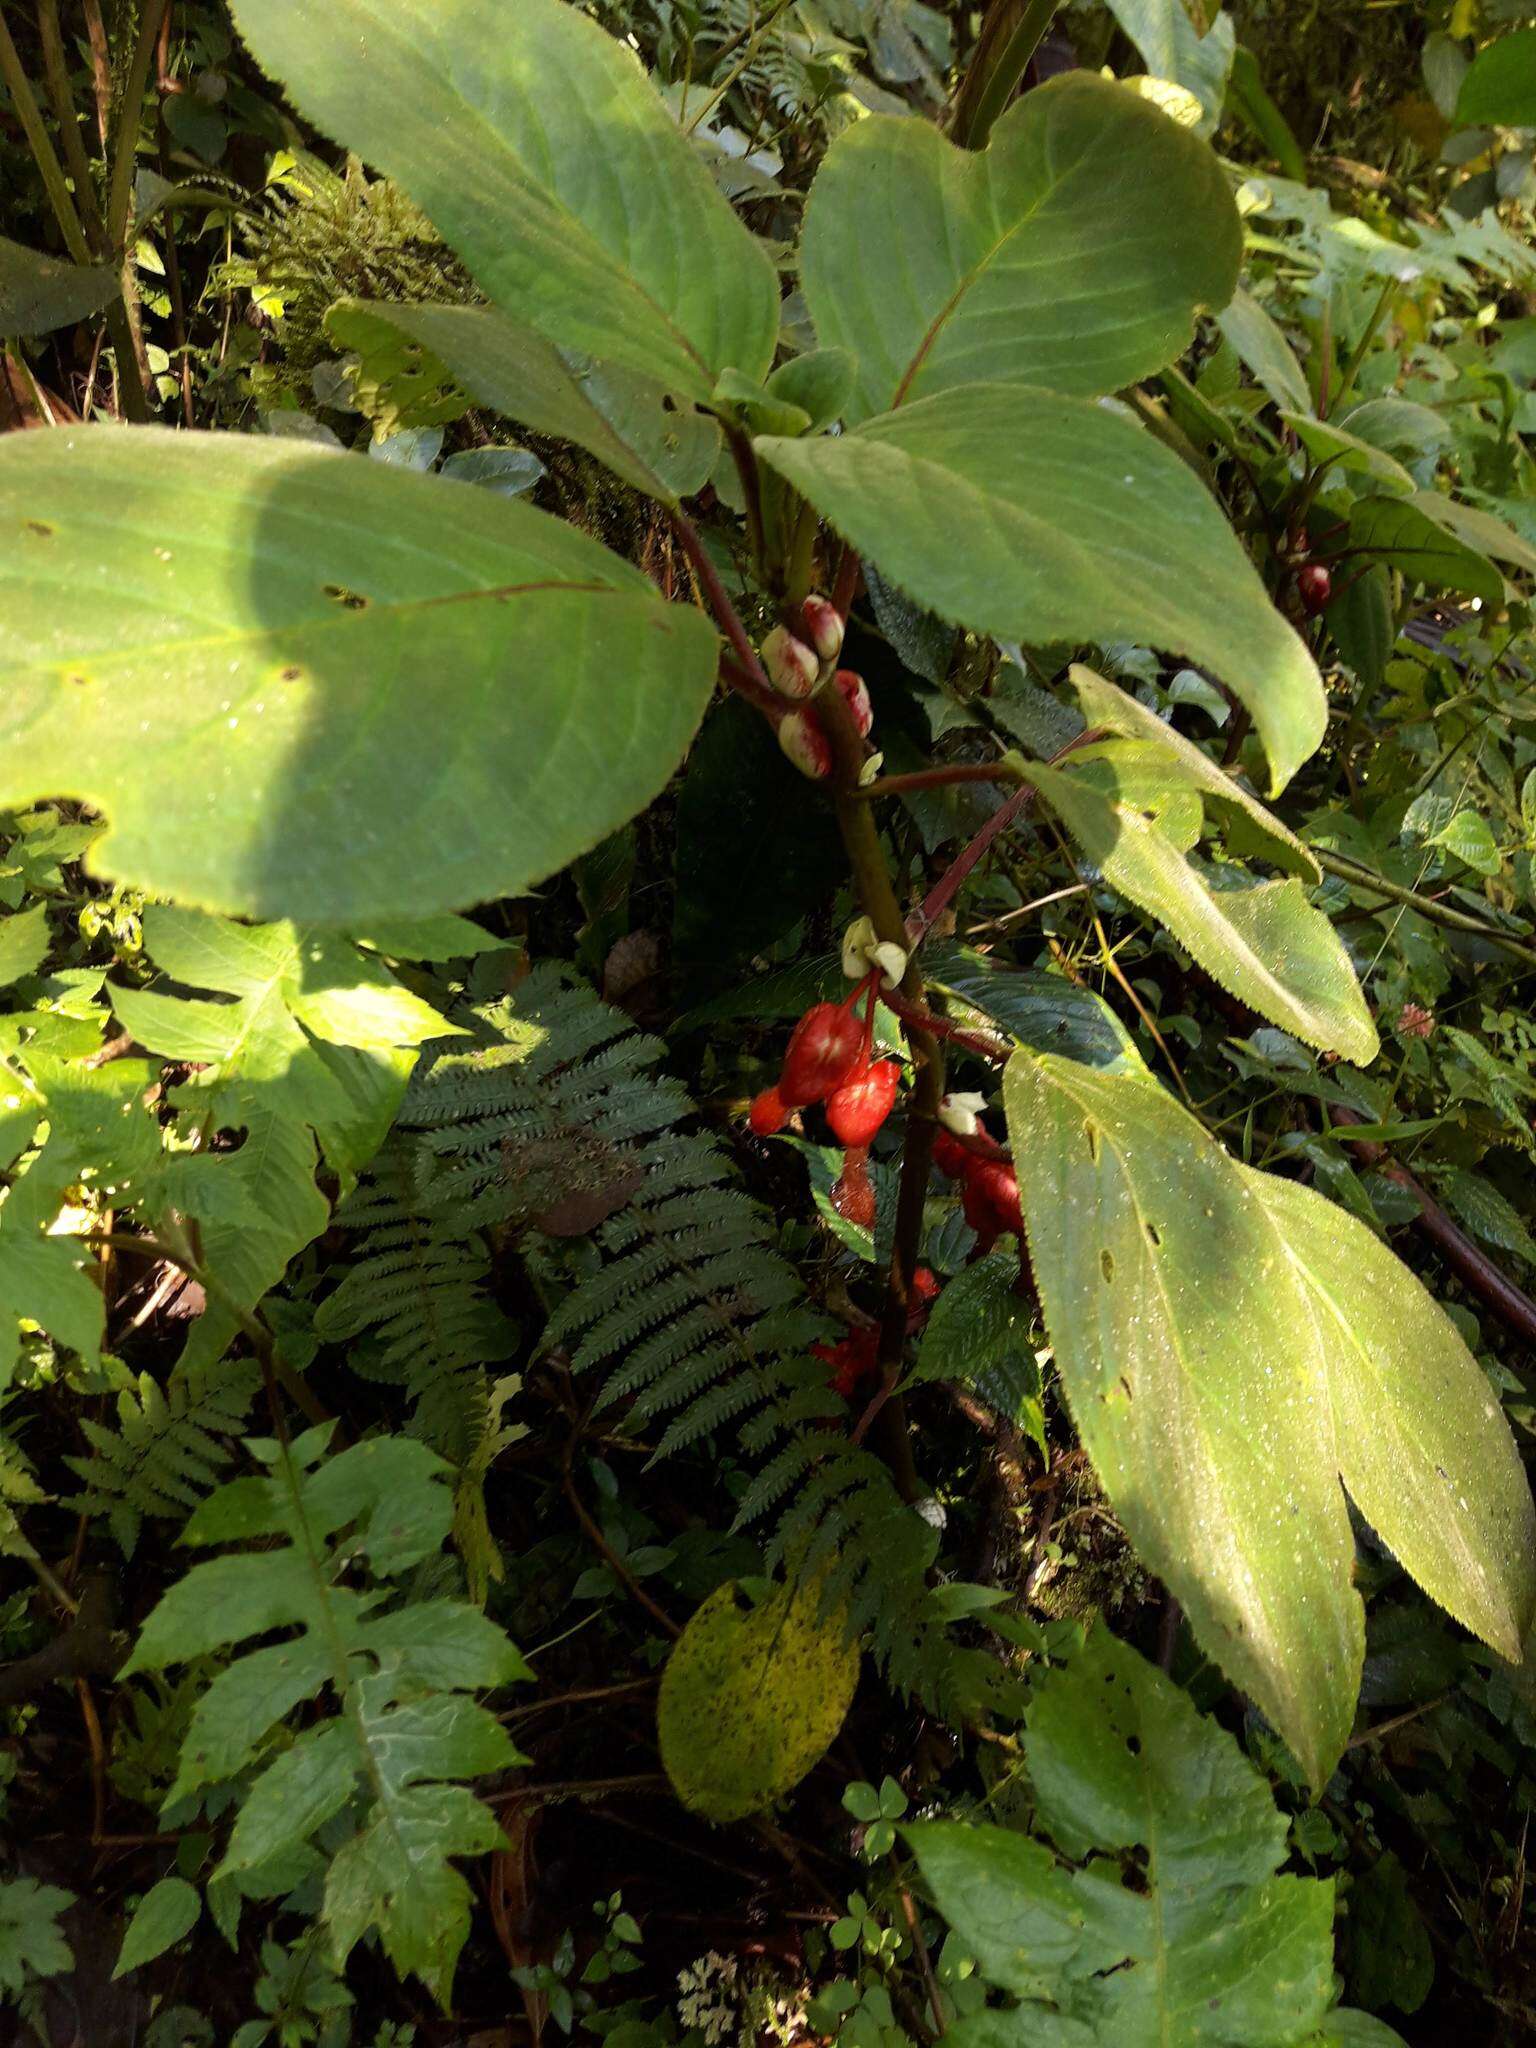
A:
801,73,1240,424
230,0,777,404
658,1574,859,1822
1003,1051,1536,1786
0,430,717,923
756,386,1324,791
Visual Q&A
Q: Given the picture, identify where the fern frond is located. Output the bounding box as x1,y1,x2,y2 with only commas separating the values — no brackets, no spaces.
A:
63,1360,260,1556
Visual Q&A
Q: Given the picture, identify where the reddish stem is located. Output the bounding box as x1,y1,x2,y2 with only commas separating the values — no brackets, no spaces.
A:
831,543,862,620
671,508,774,699
883,989,1011,1067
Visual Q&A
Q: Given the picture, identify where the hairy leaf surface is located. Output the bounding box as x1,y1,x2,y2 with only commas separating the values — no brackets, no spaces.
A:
757,386,1324,790
1003,1053,1536,1784
802,74,1240,423
230,0,778,402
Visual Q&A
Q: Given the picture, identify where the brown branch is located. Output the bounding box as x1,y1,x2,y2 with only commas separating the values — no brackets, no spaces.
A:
562,1439,681,1638
1330,1106,1536,1348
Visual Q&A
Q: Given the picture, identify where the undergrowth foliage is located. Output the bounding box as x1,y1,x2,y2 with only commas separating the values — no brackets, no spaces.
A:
4,0,1536,2041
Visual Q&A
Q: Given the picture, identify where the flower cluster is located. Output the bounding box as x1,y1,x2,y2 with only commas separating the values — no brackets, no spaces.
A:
758,594,875,780
931,1096,1023,1251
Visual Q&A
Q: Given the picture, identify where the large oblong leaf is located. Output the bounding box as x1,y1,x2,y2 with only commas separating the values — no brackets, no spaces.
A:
1003,1050,1536,1786
0,429,717,923
327,300,719,505
229,0,778,405
756,385,1324,791
1018,753,1379,1064
802,74,1240,426
0,235,120,335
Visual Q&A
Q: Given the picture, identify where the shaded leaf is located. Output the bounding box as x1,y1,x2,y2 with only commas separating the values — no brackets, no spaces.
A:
0,429,717,923
0,235,119,334
114,1877,200,1978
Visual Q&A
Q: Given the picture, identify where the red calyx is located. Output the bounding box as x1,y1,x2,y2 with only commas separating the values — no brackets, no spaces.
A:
826,1059,901,1147
779,1001,866,1108
749,1084,789,1135
812,1324,880,1400
968,1159,1023,1244
1296,562,1332,615
832,1148,876,1229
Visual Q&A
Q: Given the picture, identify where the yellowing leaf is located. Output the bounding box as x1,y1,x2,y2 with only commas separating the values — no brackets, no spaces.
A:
659,1575,859,1822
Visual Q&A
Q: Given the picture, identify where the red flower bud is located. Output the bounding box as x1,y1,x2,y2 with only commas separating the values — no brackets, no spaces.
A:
970,1159,1023,1241
832,1148,876,1229
777,707,832,779
780,1002,865,1108
762,625,821,699
825,1058,901,1147
1296,562,1332,615
801,594,845,664
834,668,873,738
812,1325,880,1400
748,1084,789,1135
911,1265,940,1304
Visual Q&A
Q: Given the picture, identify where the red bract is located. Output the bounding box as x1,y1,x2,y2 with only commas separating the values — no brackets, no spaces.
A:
1296,562,1332,614
931,1128,970,1178
780,1002,865,1108
826,1059,901,1146
812,1325,880,1400
748,1085,788,1135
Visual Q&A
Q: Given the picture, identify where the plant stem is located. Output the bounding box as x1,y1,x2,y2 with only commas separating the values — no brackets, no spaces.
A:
1314,848,1536,968
670,508,776,703
35,0,106,247
722,420,768,578
831,541,862,619
0,6,92,262
104,0,165,249
859,762,1022,799
948,0,1058,150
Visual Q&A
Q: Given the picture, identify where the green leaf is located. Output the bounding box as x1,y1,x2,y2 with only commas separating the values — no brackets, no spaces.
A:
925,947,1140,1072
914,1252,1044,1449
1349,496,1503,603
1408,490,1536,578
756,387,1324,792
658,1574,860,1822
0,903,49,987
1015,755,1379,1063
1002,1053,1536,1785
1280,412,1416,494
909,1629,1336,2044
114,1876,200,1978
0,1876,74,1996
327,301,720,505
1215,288,1313,415
0,234,119,334
0,429,718,923
1455,28,1536,128
1065,666,1319,878
801,74,1240,424
1436,1167,1536,1269
125,1433,528,2004
1324,566,1393,691
1430,810,1502,875
1104,0,1236,134
230,0,777,404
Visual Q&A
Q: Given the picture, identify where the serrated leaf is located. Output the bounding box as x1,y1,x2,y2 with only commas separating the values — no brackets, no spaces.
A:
1016,755,1378,1063
925,946,1141,1072
1003,1052,1536,1785
1325,565,1393,690
756,386,1324,791
1430,809,1501,875
1065,666,1319,878
908,1628,1336,2044
0,1876,74,1996
328,301,719,504
0,429,718,924
0,235,119,334
658,1574,859,1822
114,1876,200,1978
801,72,1240,424
125,1433,527,2004
230,0,777,404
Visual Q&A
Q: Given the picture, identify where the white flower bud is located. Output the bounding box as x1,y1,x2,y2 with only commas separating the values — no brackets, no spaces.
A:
801,594,845,664
761,624,820,699
842,914,908,989
938,1092,989,1137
